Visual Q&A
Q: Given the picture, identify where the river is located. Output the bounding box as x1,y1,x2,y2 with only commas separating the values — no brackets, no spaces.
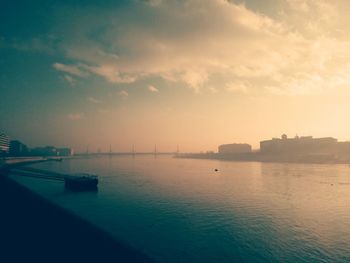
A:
10,155,350,262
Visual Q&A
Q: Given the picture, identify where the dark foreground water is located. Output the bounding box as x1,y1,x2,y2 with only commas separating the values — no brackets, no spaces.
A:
10,155,350,262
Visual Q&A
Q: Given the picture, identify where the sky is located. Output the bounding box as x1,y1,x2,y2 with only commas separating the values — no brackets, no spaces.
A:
2,0,350,153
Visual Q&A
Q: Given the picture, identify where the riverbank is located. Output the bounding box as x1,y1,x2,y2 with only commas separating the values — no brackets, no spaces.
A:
0,172,155,263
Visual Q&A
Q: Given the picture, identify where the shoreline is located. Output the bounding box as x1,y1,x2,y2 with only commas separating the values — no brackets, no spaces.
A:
176,153,350,165
0,171,155,263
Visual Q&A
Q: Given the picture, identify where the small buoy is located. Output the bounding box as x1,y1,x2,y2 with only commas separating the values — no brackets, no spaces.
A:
214,169,219,172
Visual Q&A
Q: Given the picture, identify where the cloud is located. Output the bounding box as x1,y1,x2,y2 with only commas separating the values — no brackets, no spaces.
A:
81,64,136,84
226,81,249,94
47,0,350,95
281,0,338,36
208,86,218,93
67,113,83,120
265,63,350,96
63,75,76,85
148,85,159,92
51,0,293,91
53,63,87,77
87,97,102,103
118,90,129,99
180,70,209,93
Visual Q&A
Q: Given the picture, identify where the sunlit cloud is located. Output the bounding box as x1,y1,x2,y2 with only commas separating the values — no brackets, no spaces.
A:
50,0,295,92
81,64,137,84
42,0,350,96
3,0,350,97
226,81,249,94
53,63,87,77
63,75,76,86
118,90,129,99
208,86,219,93
148,85,159,93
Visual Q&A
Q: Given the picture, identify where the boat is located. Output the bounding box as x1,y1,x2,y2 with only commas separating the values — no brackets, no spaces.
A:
64,173,98,191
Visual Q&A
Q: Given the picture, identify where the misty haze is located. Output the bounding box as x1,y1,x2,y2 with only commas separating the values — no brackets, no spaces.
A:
2,0,350,262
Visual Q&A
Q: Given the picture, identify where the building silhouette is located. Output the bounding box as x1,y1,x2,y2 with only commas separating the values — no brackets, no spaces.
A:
57,148,74,156
9,140,28,156
30,146,74,157
218,143,252,154
260,134,342,155
0,132,10,156
31,146,58,156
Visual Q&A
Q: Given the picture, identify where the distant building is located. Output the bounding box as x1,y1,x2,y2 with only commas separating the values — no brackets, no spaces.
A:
336,141,350,154
260,134,338,155
218,143,252,154
0,132,10,156
30,146,74,157
57,148,74,156
9,140,28,156
30,146,58,156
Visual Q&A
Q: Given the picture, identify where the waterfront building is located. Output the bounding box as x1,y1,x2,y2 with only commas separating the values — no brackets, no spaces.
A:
260,134,338,155
0,132,10,156
30,146,58,156
218,143,252,154
9,140,29,156
336,141,350,154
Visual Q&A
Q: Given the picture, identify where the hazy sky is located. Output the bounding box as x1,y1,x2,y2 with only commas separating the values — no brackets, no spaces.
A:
2,0,350,152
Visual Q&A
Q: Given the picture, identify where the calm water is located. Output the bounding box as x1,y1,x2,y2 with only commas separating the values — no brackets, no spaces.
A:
10,155,350,262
